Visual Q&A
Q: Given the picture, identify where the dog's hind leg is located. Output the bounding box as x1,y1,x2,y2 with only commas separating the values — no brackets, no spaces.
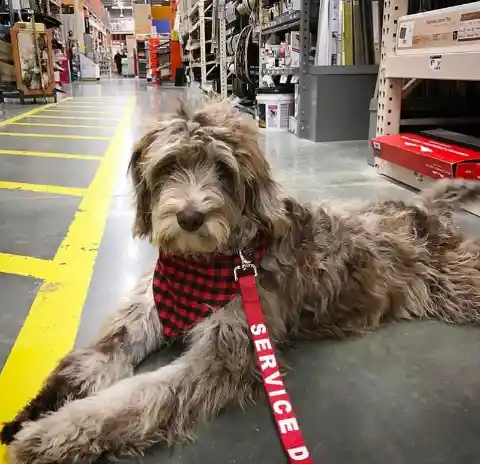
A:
7,302,258,464
428,248,480,325
0,272,164,446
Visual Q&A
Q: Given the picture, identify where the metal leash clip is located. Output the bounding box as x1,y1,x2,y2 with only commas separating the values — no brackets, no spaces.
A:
234,248,258,281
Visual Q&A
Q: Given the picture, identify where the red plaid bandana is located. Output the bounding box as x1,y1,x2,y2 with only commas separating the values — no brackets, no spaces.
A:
153,236,267,339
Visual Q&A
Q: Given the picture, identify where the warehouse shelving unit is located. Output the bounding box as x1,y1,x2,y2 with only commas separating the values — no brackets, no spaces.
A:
215,0,258,107
178,0,218,89
199,0,219,91
299,0,379,142
376,0,480,138
256,0,378,140
375,0,408,139
258,9,301,84
178,0,379,138
374,0,480,215
136,37,148,79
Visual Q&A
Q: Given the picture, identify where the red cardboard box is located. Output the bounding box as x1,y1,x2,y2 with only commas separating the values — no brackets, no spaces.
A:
371,133,480,181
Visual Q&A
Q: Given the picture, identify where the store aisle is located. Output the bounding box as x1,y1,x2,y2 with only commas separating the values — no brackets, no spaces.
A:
0,92,135,455
2,81,480,464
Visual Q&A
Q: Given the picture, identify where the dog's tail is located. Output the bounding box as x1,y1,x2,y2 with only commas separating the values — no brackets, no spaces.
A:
419,178,480,210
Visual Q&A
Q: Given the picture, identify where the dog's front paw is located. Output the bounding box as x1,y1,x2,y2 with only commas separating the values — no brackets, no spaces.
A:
0,419,23,445
7,408,101,464
7,423,45,464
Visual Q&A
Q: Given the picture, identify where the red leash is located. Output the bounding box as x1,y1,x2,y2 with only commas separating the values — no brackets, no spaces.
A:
235,252,313,464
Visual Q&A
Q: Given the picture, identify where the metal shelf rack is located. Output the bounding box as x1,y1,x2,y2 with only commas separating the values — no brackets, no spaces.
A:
216,0,256,102
257,0,378,140
373,0,480,215
178,0,219,89
191,0,378,139
218,0,227,98
261,11,300,35
376,0,480,138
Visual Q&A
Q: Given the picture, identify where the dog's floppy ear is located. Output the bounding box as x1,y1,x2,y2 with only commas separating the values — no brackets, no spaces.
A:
239,148,289,238
128,131,157,239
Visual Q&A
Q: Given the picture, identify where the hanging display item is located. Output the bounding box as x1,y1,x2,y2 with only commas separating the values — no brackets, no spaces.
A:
10,22,55,97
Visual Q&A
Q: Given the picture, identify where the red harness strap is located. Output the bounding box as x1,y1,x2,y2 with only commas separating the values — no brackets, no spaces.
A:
236,265,314,463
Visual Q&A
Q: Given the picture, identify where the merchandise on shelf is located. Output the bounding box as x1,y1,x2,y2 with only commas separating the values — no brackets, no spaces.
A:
372,132,480,182
136,38,148,78
263,0,300,23
262,31,301,70
374,0,480,216
148,36,171,84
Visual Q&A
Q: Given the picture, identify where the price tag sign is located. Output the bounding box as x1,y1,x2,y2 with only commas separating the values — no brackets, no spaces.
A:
291,75,299,83
279,75,288,83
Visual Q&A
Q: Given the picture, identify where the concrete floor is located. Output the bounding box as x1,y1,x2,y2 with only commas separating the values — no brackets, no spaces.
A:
1,79,480,464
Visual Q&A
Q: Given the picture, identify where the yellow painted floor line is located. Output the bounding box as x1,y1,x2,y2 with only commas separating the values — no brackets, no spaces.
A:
10,122,117,129
0,96,136,463
0,149,102,161
55,105,127,110
0,254,59,281
0,132,110,140
40,109,124,115
0,97,72,128
26,115,121,121
0,181,86,196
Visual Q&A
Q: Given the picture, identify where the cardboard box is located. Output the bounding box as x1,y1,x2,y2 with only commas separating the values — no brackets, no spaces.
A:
287,31,300,67
396,2,480,55
371,133,480,180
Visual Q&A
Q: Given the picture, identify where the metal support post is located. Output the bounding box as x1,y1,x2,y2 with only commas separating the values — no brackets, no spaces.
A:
297,0,311,138
258,0,263,86
187,0,194,83
218,0,227,99
211,0,217,44
199,0,207,87
375,0,408,136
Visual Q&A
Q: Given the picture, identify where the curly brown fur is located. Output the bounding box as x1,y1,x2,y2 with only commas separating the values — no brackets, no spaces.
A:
4,97,480,463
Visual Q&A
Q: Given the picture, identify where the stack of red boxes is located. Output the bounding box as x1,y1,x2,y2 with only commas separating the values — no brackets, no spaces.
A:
149,37,160,84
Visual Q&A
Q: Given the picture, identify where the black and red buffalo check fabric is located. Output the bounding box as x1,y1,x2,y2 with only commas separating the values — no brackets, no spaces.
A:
153,236,267,339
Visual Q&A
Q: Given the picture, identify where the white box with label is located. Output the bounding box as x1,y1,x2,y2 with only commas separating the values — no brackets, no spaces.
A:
396,2,480,55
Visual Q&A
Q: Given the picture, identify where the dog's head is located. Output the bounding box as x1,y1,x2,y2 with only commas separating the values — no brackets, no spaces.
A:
128,98,286,255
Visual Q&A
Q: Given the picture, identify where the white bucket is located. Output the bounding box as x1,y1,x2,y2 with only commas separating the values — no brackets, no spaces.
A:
256,92,294,131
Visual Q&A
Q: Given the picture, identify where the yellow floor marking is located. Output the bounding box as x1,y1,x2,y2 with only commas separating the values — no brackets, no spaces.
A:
0,132,110,140
26,115,121,121
0,96,136,464
0,254,59,281
0,149,101,161
0,181,87,196
55,105,127,110
10,122,117,129
40,109,124,115
0,97,72,128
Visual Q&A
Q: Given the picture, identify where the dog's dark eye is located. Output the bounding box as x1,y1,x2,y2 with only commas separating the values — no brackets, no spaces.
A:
215,162,234,184
151,162,177,191
160,163,177,179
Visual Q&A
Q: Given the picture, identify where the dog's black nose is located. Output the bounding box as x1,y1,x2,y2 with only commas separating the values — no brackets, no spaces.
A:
176,208,205,232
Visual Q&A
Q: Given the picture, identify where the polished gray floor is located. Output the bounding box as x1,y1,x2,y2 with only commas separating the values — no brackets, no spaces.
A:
2,79,480,464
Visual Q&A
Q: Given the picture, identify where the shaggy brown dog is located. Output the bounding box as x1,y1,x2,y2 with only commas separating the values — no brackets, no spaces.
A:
2,99,480,463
